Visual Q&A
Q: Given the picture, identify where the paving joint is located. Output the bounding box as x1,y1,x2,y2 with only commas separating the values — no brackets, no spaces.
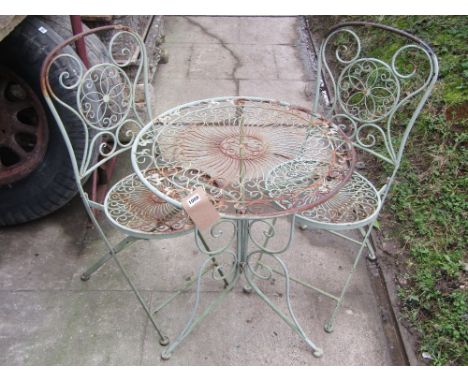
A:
184,16,241,95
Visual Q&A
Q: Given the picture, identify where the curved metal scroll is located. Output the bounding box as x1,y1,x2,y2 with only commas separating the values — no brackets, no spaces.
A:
40,25,155,183
313,22,439,172
132,97,356,219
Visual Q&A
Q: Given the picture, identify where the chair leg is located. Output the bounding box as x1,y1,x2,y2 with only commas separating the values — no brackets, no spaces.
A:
359,227,376,261
106,249,169,345
299,222,377,261
197,232,230,289
324,225,373,333
83,205,169,345
81,236,139,281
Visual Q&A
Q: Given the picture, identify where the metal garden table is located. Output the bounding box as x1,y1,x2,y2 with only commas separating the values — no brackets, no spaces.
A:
131,96,355,359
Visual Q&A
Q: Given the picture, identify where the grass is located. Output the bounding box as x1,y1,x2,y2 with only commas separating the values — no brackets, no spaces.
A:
307,16,468,365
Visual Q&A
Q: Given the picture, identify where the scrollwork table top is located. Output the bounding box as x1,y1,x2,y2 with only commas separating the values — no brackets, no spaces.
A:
131,97,356,220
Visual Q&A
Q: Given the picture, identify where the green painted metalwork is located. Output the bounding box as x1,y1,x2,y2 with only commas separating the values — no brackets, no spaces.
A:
131,96,356,358
40,25,196,347
40,21,439,360
296,21,439,333
159,215,323,360
132,97,355,219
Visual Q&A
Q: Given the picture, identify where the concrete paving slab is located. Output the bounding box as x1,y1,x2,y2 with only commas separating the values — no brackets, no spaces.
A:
188,43,238,80
156,43,193,79
286,228,368,294
55,291,149,365
152,77,238,115
239,79,313,108
230,44,278,80
165,16,240,44
69,229,229,293
142,290,322,365
0,291,71,365
274,44,314,80
238,17,299,45
0,290,148,365
141,289,390,365
0,198,86,291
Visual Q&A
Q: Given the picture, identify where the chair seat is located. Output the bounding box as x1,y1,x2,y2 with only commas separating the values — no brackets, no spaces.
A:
104,173,193,239
297,172,381,230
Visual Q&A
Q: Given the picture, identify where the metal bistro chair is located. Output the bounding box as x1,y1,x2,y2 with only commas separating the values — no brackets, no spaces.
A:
296,22,439,332
40,25,194,346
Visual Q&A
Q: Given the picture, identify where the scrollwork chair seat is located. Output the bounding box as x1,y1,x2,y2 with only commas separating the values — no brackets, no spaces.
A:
297,172,380,230
104,172,193,239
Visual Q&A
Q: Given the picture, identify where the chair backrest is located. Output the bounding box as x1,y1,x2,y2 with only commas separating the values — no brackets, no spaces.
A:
313,21,438,199
40,25,153,191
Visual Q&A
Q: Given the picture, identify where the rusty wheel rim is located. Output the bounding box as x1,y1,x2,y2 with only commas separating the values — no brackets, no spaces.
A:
0,66,48,186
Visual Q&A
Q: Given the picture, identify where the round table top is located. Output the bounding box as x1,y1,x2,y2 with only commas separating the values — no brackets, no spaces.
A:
131,97,355,219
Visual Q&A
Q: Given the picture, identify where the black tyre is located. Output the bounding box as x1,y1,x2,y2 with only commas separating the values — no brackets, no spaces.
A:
38,16,111,66
0,16,104,226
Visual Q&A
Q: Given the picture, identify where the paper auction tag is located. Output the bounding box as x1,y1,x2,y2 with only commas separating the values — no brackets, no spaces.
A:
181,187,220,231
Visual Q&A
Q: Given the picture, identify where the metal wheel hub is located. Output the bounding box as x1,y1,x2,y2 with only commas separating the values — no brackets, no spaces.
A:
0,66,48,185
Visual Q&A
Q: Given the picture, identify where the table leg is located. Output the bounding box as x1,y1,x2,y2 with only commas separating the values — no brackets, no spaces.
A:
160,220,239,360
160,216,323,359
161,254,240,360
243,216,323,357
244,251,323,357
242,217,278,293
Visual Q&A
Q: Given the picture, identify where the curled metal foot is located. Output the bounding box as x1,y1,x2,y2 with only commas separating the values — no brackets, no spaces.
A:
159,336,170,346
313,348,324,358
80,273,90,281
161,350,171,360
324,320,334,333
242,285,252,294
